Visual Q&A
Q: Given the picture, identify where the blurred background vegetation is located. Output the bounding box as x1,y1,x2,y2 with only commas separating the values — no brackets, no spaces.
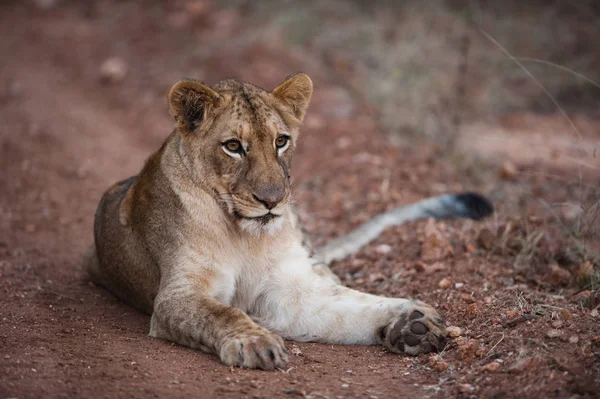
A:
217,0,600,143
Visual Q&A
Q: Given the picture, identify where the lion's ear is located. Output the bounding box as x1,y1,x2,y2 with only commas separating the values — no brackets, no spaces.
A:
168,79,220,134
271,73,313,127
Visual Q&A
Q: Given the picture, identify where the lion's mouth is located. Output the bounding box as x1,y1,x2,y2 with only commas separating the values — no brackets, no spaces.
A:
234,210,280,224
251,213,279,224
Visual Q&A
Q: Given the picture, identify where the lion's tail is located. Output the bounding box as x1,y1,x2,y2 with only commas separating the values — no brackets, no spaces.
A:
316,192,493,264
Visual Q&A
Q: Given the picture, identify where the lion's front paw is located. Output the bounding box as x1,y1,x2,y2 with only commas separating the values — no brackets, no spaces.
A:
219,328,289,370
381,300,447,355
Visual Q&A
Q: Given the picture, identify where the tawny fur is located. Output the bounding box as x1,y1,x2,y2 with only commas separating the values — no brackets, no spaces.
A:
84,73,447,370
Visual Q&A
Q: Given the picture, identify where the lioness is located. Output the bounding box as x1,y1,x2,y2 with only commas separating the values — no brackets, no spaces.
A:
84,73,492,370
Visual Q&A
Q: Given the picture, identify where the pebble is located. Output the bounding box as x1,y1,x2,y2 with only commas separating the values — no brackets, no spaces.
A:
568,335,579,344
458,384,475,393
481,361,501,372
460,293,476,303
375,244,392,255
551,320,563,329
499,160,518,180
185,0,211,19
476,228,496,250
454,282,464,289
545,264,571,286
446,326,462,338
438,277,451,289
34,0,57,10
99,57,128,84
508,357,541,373
428,355,448,372
546,329,562,339
421,219,453,261
466,303,478,316
457,340,480,361
341,383,349,389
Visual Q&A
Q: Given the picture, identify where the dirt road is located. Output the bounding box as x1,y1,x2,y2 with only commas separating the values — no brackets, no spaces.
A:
1,2,598,398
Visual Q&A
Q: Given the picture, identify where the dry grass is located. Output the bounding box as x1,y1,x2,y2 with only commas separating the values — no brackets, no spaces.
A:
221,0,600,140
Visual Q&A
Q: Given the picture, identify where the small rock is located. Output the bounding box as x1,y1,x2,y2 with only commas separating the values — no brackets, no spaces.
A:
465,241,477,253
499,160,518,180
99,57,128,84
421,219,453,261
561,203,583,221
546,329,562,339
481,361,501,372
428,355,448,372
369,273,386,283
335,136,351,148
438,277,452,289
476,228,496,250
375,244,392,255
576,261,594,279
446,326,462,338
341,383,349,389
457,340,480,361
466,303,478,316
484,296,493,305
185,0,211,19
425,262,446,274
545,264,571,286
454,282,464,289
508,356,542,373
250,380,261,389
551,320,563,329
591,309,599,318
460,293,476,303
458,384,475,393
34,0,57,10
568,335,579,344
284,388,306,396
413,262,426,273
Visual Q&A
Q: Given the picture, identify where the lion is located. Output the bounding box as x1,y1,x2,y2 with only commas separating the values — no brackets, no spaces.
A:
84,73,493,370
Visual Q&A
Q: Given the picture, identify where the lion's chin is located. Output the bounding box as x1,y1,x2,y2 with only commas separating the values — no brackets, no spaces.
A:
238,216,285,237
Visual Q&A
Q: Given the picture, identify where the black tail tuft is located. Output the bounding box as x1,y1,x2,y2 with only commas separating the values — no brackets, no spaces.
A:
454,192,494,220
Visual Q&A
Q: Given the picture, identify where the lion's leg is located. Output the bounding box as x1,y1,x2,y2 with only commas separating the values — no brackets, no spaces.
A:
253,247,447,355
149,269,288,370
309,257,342,285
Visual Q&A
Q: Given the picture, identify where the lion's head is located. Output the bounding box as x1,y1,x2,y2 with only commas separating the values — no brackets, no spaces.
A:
167,73,312,236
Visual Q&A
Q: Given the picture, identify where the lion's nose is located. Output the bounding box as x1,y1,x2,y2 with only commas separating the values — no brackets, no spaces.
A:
253,186,285,210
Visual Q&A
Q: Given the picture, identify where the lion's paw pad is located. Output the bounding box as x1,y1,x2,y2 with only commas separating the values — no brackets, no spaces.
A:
383,303,447,355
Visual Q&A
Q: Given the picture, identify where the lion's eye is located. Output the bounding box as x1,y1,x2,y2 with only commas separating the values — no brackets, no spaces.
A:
223,139,243,155
275,135,289,150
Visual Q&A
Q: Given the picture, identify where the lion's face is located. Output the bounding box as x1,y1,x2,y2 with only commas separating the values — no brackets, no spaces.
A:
168,74,312,236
